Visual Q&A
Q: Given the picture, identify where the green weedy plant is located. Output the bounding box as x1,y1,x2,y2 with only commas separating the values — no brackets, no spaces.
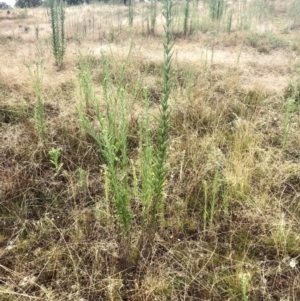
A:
183,0,190,36
208,0,224,20
152,0,173,225
35,25,39,39
239,272,250,301
108,25,116,43
282,98,294,151
128,0,134,26
147,0,157,34
18,7,28,19
209,169,220,230
77,53,94,110
76,0,174,271
226,8,233,34
203,180,208,233
77,168,87,192
254,0,275,23
48,148,63,178
282,80,299,151
28,63,46,141
76,51,137,267
211,31,216,64
290,0,300,28
138,88,155,222
188,0,200,34
135,0,174,269
49,0,66,68
184,67,195,100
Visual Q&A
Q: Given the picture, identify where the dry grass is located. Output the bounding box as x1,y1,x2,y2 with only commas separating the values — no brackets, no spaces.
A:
1,0,300,300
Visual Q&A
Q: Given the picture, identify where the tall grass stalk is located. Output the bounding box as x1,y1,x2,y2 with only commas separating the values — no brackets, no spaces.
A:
49,0,66,68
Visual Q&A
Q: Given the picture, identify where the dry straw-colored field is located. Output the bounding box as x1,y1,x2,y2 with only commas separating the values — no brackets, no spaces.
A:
1,0,300,300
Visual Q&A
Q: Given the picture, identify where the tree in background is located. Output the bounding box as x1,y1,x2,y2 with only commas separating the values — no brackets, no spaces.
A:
15,0,42,7
0,2,10,8
66,0,88,5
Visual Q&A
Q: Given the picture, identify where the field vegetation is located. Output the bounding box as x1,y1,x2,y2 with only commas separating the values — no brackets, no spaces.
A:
1,0,300,300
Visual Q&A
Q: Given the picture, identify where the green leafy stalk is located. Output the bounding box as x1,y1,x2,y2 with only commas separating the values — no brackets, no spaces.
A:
150,0,173,228
135,1,174,268
183,0,190,36
148,0,157,34
227,8,233,34
49,0,66,68
27,62,46,141
77,54,94,109
128,0,134,26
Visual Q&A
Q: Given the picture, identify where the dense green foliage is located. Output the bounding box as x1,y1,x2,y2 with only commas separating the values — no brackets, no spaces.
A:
0,2,10,8
15,0,42,7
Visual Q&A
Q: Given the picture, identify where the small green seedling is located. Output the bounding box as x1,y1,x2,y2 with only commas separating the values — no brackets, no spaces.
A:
48,147,63,177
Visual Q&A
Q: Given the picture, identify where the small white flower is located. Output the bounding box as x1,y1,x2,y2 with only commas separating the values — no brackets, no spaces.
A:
5,245,14,251
19,276,36,288
289,258,298,269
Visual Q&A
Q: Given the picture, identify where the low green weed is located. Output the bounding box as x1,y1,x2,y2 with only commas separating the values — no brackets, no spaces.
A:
48,147,63,178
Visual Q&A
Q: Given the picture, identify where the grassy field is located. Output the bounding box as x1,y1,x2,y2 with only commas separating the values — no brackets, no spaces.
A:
1,0,300,300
